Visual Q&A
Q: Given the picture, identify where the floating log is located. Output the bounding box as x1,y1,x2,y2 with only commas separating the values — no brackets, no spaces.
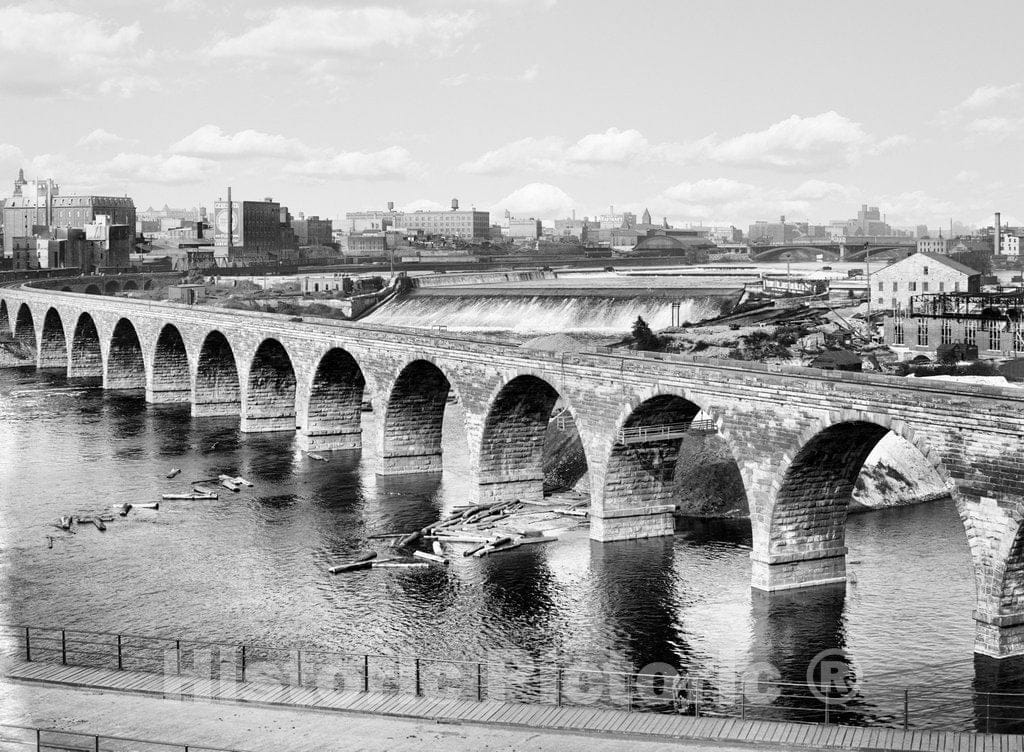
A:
328,560,373,574
367,533,406,540
192,485,220,496
220,479,240,493
162,493,217,501
233,476,254,487
431,541,444,557
413,550,447,565
166,468,181,479
58,516,72,530
372,561,429,569
327,550,377,574
135,502,160,510
118,503,132,517
92,518,106,532
308,453,329,462
397,530,422,548
430,534,492,544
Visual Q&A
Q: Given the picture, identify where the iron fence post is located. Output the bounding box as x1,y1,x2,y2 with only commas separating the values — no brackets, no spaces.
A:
555,667,562,707
117,634,122,671
363,654,369,692
61,630,66,665
35,728,40,752
626,673,632,712
477,662,482,702
824,697,830,725
94,734,99,752
175,639,181,675
25,627,31,662
903,689,908,730
296,649,302,687
415,658,420,697
240,644,246,683
740,680,746,720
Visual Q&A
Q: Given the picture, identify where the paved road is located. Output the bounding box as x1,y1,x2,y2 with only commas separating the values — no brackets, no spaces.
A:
0,679,786,752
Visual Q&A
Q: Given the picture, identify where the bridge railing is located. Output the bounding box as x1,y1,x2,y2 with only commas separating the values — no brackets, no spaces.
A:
2,624,1022,733
615,419,716,445
0,722,250,752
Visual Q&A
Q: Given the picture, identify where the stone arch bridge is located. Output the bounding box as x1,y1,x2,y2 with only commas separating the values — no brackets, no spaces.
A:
3,284,1024,658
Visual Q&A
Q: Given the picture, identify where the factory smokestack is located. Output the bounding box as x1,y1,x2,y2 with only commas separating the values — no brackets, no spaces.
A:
995,211,1002,254
226,186,233,254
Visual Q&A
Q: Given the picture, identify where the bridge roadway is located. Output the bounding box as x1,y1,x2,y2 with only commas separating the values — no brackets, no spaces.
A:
3,281,1024,658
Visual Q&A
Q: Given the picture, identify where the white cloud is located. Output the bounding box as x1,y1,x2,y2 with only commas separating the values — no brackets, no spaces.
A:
954,84,1021,112
965,116,1024,140
698,111,900,170
171,125,310,159
0,144,23,162
29,152,219,189
463,114,903,176
648,178,856,225
285,146,421,180
566,128,648,164
492,182,575,218
955,169,980,183
440,73,471,87
0,6,150,99
439,64,539,88
210,6,476,60
518,64,540,83
77,129,130,149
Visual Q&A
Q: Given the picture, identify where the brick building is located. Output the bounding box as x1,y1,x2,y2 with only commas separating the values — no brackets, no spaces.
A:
870,252,981,312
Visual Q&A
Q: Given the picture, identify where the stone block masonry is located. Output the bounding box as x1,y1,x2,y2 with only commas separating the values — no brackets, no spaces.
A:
6,283,1024,657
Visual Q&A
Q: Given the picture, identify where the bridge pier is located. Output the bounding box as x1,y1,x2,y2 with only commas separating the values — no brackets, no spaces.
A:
750,550,847,592
478,478,544,505
590,507,675,542
191,401,239,418
240,413,295,433
975,614,1024,659
298,427,361,452
378,451,442,475
146,386,191,404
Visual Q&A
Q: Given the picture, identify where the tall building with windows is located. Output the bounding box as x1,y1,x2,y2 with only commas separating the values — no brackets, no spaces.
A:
2,169,136,258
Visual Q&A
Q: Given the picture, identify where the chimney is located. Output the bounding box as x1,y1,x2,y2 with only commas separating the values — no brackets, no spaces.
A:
995,211,1002,254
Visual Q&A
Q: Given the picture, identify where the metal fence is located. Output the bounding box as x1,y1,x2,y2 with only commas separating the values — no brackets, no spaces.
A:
0,723,249,752
3,625,1024,734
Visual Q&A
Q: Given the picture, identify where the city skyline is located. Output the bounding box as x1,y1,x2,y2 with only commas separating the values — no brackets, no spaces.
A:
0,0,1020,227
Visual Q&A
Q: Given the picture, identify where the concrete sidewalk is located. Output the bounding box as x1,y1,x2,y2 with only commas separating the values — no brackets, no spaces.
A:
0,679,782,752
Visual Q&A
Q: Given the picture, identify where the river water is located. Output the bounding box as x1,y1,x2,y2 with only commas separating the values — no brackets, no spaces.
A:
0,366,1017,731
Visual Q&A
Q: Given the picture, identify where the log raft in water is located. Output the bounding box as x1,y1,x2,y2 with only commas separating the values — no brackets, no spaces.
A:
118,503,132,517
162,493,218,501
412,550,447,565
166,468,181,479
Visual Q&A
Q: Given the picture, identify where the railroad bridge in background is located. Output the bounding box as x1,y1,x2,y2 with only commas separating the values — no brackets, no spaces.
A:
3,281,1024,658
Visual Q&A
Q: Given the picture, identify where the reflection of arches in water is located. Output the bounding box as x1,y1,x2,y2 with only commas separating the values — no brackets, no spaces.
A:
588,537,687,671
974,654,1024,734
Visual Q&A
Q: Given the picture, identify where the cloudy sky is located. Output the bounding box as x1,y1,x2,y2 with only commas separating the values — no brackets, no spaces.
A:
0,0,1020,229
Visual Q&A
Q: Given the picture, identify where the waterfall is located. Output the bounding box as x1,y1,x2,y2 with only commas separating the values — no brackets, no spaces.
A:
364,292,737,334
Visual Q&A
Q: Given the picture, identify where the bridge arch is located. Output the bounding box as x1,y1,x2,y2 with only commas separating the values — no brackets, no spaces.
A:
478,373,590,505
754,412,954,592
38,308,68,370
193,330,241,418
595,391,746,541
84,284,101,295
106,318,146,390
300,347,365,451
242,338,297,433
148,324,191,404
123,280,139,292
378,358,461,475
0,299,9,335
70,313,103,378
60,286,72,292
143,279,155,291
104,280,120,295
13,303,36,356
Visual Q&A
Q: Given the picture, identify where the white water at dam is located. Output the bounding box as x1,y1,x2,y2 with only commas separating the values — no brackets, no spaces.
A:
364,293,734,334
